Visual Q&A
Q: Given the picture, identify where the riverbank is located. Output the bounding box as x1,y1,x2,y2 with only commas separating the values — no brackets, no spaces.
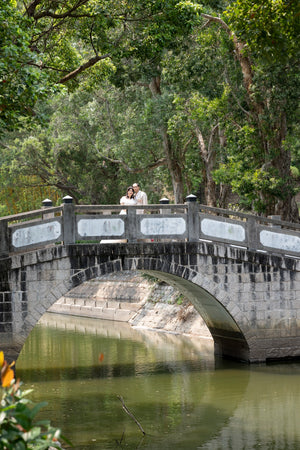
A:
48,271,212,339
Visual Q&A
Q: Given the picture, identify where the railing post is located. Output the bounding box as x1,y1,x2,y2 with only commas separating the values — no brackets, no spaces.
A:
246,217,258,251
42,198,53,220
62,196,75,244
186,194,199,242
268,215,281,229
42,198,53,207
0,220,9,257
127,206,137,243
159,197,170,215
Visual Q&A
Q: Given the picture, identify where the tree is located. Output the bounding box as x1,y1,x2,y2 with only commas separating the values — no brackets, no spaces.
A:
1,0,202,133
0,1,55,133
196,0,300,219
161,22,235,207
0,82,172,208
1,0,206,205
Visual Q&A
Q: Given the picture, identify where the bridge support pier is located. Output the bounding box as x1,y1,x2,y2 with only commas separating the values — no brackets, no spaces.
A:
213,336,249,362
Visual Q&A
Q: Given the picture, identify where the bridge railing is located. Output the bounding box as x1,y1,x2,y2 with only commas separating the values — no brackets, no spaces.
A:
197,204,300,257
1,196,300,258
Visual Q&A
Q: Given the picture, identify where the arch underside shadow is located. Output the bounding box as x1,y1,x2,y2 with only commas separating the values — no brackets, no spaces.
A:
140,269,250,362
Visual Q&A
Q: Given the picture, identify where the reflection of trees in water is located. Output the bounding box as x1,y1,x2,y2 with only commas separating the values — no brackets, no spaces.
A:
199,367,300,450
149,366,250,450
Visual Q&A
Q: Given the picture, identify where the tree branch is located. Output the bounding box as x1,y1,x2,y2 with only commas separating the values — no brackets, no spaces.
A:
194,125,208,163
89,22,98,56
201,13,231,35
58,54,111,83
223,69,251,117
26,0,91,20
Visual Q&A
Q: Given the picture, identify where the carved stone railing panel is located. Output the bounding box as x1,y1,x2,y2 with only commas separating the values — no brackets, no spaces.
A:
10,219,62,249
1,201,300,257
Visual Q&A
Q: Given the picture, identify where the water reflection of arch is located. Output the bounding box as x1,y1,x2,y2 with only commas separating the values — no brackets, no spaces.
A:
18,313,216,379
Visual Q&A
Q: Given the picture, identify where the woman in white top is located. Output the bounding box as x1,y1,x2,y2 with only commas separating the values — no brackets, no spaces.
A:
100,186,136,243
120,186,137,214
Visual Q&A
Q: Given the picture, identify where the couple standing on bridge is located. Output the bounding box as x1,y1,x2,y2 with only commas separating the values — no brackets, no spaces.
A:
120,183,148,214
100,183,148,243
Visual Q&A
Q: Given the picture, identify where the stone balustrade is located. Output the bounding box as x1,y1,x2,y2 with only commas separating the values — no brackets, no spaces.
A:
1,196,300,258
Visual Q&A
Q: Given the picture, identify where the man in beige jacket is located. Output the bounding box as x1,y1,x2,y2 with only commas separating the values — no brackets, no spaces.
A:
133,183,148,214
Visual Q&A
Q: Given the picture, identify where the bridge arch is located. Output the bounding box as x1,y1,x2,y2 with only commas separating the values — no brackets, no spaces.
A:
5,248,250,363
69,257,250,362
2,241,300,364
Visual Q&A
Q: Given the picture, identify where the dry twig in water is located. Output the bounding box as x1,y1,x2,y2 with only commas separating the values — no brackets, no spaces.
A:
117,395,146,436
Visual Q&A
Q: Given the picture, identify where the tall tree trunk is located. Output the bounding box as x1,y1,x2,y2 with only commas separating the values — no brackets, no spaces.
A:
194,125,217,207
149,76,185,203
161,131,184,203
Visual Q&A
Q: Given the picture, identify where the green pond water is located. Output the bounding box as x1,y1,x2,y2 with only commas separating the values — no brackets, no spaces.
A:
16,312,300,450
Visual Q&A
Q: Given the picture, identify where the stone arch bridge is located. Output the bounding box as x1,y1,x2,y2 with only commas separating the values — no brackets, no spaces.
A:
1,198,300,364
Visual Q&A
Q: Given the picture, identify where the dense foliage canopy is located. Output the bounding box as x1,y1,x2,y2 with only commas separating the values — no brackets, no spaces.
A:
0,0,299,219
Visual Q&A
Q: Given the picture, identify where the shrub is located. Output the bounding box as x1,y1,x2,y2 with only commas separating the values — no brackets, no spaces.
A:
0,351,68,449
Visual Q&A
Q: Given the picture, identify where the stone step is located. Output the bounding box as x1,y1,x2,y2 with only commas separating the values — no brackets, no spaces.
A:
57,297,143,311
48,297,140,322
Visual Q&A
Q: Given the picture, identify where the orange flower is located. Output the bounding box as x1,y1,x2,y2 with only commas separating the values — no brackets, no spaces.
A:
0,351,15,388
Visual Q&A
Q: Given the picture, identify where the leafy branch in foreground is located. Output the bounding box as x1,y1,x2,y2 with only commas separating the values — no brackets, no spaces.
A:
0,351,70,449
